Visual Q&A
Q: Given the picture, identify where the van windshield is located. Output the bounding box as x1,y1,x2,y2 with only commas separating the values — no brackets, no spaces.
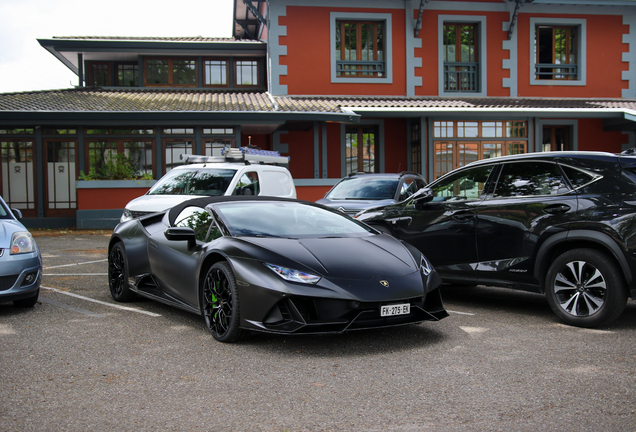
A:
148,169,237,196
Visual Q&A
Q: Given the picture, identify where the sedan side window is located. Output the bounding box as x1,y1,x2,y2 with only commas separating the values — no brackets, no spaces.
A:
494,162,570,197
233,172,259,196
431,165,493,201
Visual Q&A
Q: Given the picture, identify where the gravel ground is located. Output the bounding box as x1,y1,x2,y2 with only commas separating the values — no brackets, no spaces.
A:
1,232,635,431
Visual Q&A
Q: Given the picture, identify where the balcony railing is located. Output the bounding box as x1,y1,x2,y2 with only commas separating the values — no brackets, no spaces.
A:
444,62,479,92
336,60,386,77
535,63,578,80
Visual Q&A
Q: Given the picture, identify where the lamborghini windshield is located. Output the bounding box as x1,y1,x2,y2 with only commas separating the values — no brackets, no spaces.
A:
213,201,374,238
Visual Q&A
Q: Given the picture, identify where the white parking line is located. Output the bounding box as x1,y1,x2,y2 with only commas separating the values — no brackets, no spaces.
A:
447,310,476,316
42,286,161,317
43,258,108,270
44,273,108,276
40,297,106,318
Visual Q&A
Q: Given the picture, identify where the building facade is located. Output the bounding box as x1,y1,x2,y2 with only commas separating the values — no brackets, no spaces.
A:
1,0,635,228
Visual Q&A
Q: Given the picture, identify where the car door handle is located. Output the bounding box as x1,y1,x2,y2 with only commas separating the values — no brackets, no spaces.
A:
452,211,474,222
386,217,412,225
543,204,571,214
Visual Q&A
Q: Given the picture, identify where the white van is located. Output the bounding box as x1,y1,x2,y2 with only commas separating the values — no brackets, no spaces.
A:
120,148,296,223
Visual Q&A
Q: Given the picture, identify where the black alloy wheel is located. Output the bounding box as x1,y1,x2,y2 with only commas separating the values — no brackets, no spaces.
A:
545,248,627,328
108,242,135,302
201,262,248,342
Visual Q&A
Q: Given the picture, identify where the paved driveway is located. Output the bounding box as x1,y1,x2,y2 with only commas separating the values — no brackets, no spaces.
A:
1,231,635,431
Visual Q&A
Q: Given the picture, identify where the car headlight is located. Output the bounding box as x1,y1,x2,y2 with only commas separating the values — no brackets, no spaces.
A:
10,231,36,254
420,255,432,276
120,209,133,222
264,263,321,284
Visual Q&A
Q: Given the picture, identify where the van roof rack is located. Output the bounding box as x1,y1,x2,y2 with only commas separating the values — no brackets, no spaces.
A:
181,147,290,165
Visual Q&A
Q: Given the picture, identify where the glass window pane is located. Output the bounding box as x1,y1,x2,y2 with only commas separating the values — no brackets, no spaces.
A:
205,60,227,85
146,59,169,84
117,64,138,87
173,59,197,85
236,60,258,86
494,162,569,197
432,165,493,201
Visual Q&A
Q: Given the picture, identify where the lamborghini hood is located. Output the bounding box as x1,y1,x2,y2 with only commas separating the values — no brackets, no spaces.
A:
241,235,418,280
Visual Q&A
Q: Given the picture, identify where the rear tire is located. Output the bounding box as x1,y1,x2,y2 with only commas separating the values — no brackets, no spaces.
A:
545,248,627,328
108,242,136,302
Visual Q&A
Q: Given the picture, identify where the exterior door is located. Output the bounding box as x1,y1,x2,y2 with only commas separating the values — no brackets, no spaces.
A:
474,160,578,286
543,126,570,151
392,163,495,283
44,140,77,217
0,140,36,217
345,126,378,175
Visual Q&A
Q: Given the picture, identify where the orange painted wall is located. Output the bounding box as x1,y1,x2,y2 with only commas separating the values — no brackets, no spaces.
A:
296,186,332,202
516,13,628,98
279,6,407,96
577,118,627,153
281,129,315,178
78,188,150,210
383,118,408,172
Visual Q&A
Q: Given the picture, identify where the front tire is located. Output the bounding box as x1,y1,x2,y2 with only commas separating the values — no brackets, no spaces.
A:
108,242,136,302
545,248,627,328
201,262,249,342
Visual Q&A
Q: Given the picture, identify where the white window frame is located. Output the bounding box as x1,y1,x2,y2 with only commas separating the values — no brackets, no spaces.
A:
330,12,393,84
438,15,487,97
530,18,586,86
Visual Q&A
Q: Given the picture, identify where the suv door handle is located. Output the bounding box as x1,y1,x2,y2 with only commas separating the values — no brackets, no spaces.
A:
452,211,474,222
543,204,571,214
387,216,412,225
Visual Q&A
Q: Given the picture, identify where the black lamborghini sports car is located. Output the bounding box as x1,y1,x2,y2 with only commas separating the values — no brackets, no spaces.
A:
108,196,447,342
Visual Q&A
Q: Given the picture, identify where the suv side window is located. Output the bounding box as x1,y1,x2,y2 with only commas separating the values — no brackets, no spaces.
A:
431,165,493,201
399,178,422,201
560,165,601,189
233,171,259,196
494,162,569,197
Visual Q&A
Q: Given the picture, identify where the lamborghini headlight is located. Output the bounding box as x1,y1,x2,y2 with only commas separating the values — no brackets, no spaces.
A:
10,231,36,255
420,255,432,276
264,263,321,284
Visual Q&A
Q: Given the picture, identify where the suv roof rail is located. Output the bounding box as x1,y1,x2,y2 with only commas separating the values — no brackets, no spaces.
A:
181,147,290,165
399,171,420,177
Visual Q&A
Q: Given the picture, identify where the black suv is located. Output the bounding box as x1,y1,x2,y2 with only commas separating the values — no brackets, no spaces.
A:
316,172,426,216
356,151,636,328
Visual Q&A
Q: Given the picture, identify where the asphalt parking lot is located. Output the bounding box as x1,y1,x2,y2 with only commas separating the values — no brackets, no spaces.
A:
1,231,636,432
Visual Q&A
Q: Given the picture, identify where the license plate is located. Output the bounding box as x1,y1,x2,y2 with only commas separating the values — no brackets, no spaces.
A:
380,303,410,317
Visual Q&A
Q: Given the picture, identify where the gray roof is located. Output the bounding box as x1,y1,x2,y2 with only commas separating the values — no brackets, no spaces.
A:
0,88,635,122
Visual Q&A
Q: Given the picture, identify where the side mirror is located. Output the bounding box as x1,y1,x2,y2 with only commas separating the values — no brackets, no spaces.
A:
413,187,433,202
11,208,23,219
165,227,197,249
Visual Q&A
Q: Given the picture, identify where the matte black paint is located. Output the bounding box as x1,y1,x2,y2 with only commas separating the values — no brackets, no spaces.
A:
109,196,447,336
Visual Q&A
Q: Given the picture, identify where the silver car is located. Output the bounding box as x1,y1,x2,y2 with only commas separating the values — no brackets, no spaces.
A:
0,196,41,307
